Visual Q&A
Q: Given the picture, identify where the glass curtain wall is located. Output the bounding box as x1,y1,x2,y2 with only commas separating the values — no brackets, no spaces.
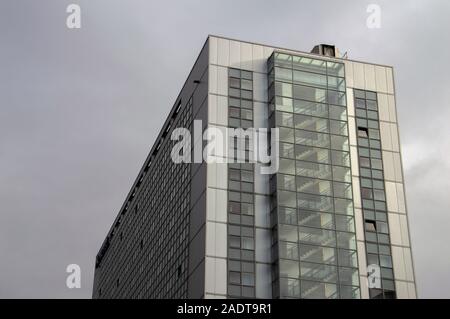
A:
268,52,360,299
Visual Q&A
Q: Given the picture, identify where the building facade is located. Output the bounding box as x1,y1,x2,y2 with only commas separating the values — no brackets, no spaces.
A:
92,35,416,299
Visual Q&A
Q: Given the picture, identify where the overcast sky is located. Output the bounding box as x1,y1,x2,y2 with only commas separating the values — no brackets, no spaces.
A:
0,0,449,298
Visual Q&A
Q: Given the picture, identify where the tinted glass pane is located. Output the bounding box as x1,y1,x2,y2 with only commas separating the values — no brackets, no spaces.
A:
293,85,327,103
294,100,328,118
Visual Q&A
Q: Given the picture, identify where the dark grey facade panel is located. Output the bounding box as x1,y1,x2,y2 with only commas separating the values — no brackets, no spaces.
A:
92,38,210,299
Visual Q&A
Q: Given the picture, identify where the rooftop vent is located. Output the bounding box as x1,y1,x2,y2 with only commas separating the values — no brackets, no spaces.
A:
311,44,340,58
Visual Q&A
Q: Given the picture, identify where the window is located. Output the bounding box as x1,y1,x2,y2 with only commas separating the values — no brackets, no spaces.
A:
358,127,369,138
276,97,293,113
367,110,378,120
229,68,241,78
366,91,377,101
228,202,240,214
294,114,329,132
354,90,365,99
356,109,367,118
333,182,352,199
370,140,381,149
293,70,327,88
380,255,393,268
327,76,346,92
292,55,327,74
279,207,297,225
359,157,371,168
372,170,383,180
279,241,299,259
295,145,330,164
326,61,345,77
298,211,334,229
355,98,366,109
330,135,349,151
335,215,354,232
278,190,297,208
365,221,377,232
241,203,254,215
330,120,348,136
361,188,373,199
296,176,332,196
241,79,253,91
277,111,294,127
298,193,333,213
295,129,329,148
279,224,298,242
241,109,253,120
296,161,332,180
229,77,240,88
333,166,351,183
329,105,346,121
229,272,240,284
275,67,292,82
242,273,255,286
275,81,293,97
229,236,240,248
229,107,240,118
331,150,350,167
360,168,371,178
369,128,380,140
376,222,389,234
294,100,328,118
278,174,296,191
279,158,296,175
241,237,254,250
274,53,292,68
279,127,295,143
280,142,295,158
293,84,327,103
327,90,346,106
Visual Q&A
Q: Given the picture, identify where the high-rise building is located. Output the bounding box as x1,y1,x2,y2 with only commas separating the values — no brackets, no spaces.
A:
92,35,416,299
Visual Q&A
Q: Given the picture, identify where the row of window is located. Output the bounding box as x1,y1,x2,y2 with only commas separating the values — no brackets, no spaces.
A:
276,209,355,232
276,174,353,199
280,143,351,167
270,52,345,77
274,111,349,136
278,159,351,182
354,90,395,298
269,81,347,106
277,225,356,250
273,97,347,121
278,259,359,286
279,128,350,151
271,72,346,92
227,68,256,298
276,278,359,299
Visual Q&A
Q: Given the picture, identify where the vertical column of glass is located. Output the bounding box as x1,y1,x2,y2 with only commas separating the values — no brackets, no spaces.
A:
268,52,360,299
227,68,256,298
353,90,396,299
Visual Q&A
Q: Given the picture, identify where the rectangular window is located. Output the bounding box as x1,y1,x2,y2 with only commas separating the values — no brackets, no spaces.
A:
294,100,328,118
293,70,327,88
293,84,327,103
